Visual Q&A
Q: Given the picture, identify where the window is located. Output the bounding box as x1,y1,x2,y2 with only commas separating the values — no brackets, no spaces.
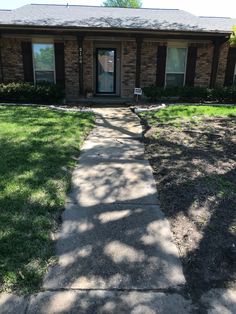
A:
165,47,187,87
32,43,55,83
96,48,116,93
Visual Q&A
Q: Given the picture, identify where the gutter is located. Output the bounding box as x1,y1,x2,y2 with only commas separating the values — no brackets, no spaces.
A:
0,24,232,38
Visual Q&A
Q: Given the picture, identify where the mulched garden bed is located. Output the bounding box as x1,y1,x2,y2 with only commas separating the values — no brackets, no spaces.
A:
142,116,236,299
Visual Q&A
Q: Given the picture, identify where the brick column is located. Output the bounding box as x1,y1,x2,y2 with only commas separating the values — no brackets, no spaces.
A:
135,37,143,88
210,38,226,88
77,34,84,96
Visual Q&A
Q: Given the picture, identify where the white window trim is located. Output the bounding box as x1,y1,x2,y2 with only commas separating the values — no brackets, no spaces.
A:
165,45,188,87
32,41,56,84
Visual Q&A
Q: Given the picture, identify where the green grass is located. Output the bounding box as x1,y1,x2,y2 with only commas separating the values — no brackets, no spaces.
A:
140,105,236,126
0,106,94,293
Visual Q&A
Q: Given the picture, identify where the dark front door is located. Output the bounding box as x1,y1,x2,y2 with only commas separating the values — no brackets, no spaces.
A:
96,48,117,94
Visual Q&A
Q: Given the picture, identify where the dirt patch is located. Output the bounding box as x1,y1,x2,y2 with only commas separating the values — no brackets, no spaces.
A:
143,116,236,299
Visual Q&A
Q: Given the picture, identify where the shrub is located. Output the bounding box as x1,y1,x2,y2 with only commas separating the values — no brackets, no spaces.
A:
143,85,208,101
211,87,236,103
142,85,163,101
179,86,209,101
142,85,236,103
227,87,236,102
0,82,65,104
162,86,179,97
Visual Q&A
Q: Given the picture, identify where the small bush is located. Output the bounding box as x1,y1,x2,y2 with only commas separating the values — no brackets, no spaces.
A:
162,86,178,97
142,85,236,103
179,86,209,101
0,82,65,104
142,85,163,101
211,87,236,103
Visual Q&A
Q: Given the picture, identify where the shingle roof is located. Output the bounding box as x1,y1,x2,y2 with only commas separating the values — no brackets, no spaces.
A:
0,4,235,33
0,9,12,22
199,16,236,32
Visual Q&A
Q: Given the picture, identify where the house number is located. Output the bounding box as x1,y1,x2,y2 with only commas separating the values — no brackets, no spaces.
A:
79,47,83,64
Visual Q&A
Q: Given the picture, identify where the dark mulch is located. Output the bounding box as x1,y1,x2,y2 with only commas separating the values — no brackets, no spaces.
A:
143,116,236,300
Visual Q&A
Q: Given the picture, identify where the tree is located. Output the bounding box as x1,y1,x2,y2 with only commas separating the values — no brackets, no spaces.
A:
34,46,54,70
229,26,236,46
103,0,142,8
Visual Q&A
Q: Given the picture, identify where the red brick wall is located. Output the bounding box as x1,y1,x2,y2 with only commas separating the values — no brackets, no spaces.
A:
0,37,232,101
83,40,93,93
216,42,229,86
121,41,136,97
1,38,24,82
194,43,213,87
140,41,158,88
64,39,80,101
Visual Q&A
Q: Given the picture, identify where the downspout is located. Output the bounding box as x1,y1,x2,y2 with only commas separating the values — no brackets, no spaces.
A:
0,33,4,82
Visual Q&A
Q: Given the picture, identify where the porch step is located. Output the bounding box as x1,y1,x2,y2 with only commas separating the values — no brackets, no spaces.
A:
77,97,133,106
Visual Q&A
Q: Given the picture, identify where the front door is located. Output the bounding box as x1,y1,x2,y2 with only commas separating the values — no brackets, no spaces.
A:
96,48,118,95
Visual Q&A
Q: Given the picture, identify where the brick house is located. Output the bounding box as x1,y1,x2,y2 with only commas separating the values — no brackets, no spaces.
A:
0,4,235,102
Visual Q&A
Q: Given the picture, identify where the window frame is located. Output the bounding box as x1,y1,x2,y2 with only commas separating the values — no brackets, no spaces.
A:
165,44,188,88
32,41,56,84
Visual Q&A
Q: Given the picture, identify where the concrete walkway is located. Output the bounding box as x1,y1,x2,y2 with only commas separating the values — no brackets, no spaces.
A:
3,108,235,313
42,108,186,291
40,107,190,313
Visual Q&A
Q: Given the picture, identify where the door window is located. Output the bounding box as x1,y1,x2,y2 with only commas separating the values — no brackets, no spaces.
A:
96,48,116,93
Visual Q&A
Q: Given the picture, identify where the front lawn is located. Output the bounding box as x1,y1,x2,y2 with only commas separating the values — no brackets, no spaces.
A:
140,104,236,126
0,106,94,293
139,105,236,299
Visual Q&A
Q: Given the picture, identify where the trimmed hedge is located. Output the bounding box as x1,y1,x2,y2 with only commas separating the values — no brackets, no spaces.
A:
142,85,236,103
0,82,65,104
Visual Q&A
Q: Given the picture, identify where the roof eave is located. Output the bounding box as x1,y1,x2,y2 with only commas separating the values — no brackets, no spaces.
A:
0,23,232,37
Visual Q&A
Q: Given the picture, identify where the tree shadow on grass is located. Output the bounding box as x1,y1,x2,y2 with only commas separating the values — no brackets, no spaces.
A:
0,106,94,293
29,110,190,312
